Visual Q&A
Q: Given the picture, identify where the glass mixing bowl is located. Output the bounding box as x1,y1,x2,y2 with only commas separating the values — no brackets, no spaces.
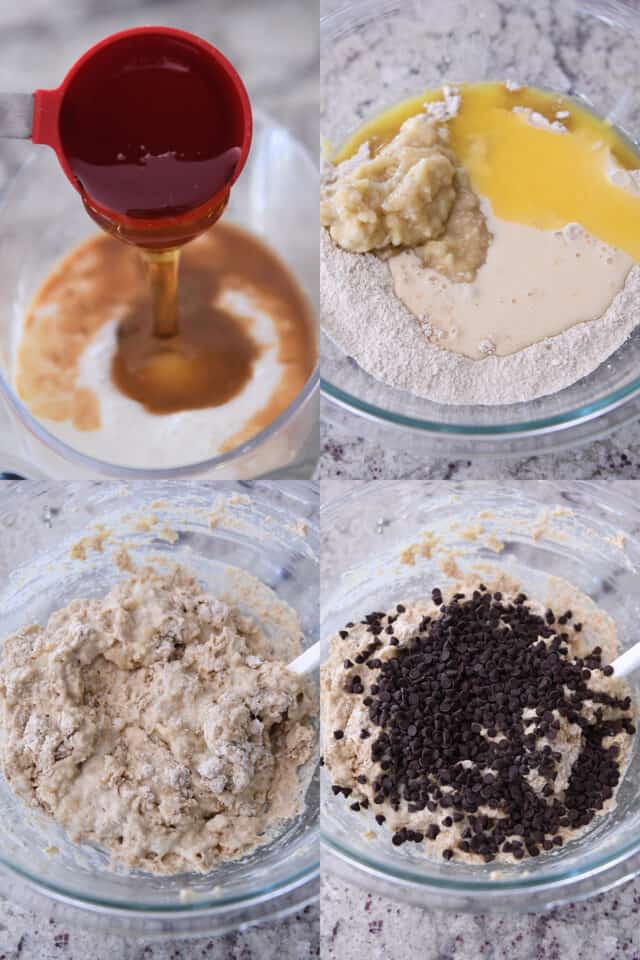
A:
0,480,319,937
321,480,640,910
0,109,319,479
321,0,640,457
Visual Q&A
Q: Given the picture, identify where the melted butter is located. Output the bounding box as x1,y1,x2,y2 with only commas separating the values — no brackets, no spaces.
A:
334,82,640,261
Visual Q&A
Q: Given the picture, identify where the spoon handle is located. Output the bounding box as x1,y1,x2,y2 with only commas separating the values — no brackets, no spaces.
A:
288,641,320,676
0,93,33,139
611,642,640,678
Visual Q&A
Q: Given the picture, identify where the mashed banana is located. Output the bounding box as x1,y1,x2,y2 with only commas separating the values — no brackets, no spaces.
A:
321,114,490,281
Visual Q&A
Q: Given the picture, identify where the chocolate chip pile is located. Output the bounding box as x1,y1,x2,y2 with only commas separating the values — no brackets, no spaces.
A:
327,586,635,863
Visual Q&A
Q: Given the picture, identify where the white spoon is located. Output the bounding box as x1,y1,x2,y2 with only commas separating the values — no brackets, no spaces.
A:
611,643,640,678
288,641,320,675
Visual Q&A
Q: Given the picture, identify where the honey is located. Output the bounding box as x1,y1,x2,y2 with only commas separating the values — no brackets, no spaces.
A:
58,31,252,385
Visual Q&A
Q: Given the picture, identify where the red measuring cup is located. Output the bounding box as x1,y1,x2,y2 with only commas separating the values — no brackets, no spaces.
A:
1,26,252,249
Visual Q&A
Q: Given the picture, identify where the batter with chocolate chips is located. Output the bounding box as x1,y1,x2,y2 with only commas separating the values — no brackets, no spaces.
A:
321,577,636,864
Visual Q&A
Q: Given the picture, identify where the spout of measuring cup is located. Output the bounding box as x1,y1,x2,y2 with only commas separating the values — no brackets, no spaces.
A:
0,93,35,139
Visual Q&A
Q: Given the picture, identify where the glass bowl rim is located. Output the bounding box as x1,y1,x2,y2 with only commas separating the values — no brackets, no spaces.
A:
320,368,640,438
2,853,319,917
319,479,640,895
319,0,640,440
0,106,319,478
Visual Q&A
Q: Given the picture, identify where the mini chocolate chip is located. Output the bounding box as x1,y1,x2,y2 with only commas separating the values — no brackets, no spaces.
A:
332,591,633,864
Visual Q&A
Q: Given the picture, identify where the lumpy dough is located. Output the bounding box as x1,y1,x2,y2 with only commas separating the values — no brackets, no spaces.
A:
320,114,490,280
0,565,316,874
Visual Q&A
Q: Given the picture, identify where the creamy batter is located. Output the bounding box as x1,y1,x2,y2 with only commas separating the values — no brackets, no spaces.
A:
389,216,632,357
0,565,316,874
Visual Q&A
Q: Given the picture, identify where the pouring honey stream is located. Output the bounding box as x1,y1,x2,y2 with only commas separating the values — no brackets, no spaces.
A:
34,28,255,412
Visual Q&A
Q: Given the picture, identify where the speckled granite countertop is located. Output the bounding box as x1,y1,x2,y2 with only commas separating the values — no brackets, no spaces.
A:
321,872,640,960
320,476,640,960
0,901,319,960
319,0,640,482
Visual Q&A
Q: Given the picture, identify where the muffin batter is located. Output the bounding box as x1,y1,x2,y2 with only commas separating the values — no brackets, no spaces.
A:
0,565,316,874
322,575,635,863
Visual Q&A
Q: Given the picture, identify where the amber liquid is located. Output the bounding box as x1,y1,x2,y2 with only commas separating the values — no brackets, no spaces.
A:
16,226,316,450
59,32,245,361
111,226,267,414
59,34,243,229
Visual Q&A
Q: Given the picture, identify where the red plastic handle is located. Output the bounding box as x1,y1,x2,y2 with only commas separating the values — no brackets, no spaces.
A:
31,87,63,149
